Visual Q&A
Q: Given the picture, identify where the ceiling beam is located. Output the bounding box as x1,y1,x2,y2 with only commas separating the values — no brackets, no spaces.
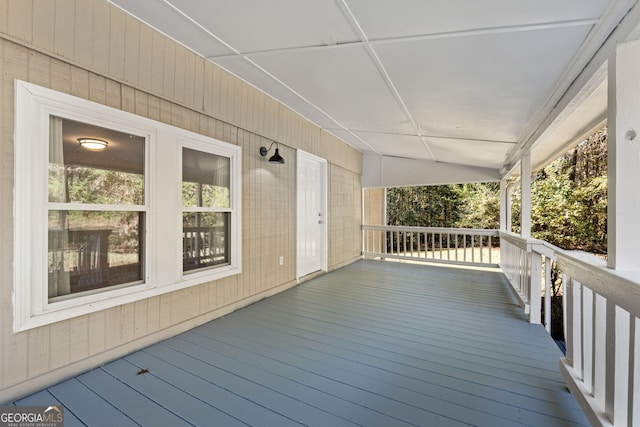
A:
206,18,600,60
363,154,500,188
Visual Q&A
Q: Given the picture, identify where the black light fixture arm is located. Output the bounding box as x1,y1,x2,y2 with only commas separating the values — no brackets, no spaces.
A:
259,142,277,157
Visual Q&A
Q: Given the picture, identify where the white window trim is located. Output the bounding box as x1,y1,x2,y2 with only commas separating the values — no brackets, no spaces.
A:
14,80,242,332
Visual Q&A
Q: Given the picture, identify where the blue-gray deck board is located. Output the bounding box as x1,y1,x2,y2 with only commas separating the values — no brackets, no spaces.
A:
13,260,589,426
12,390,85,427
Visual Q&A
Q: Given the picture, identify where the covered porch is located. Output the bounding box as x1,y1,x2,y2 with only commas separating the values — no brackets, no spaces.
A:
13,260,588,426
3,1,640,426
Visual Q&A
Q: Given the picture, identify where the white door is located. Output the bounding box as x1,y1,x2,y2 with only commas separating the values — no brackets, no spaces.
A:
297,151,327,279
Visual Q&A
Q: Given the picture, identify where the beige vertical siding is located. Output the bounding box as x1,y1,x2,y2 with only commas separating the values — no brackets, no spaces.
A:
363,188,386,226
0,0,362,401
363,188,386,253
329,164,363,269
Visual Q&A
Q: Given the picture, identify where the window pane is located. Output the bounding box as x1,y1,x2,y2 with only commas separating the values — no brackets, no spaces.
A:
182,148,230,208
49,116,145,205
48,210,144,299
183,212,229,272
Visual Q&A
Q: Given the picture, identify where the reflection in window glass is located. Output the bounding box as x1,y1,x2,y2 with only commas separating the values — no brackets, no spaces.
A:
48,116,145,205
48,210,144,299
182,148,230,208
182,212,230,272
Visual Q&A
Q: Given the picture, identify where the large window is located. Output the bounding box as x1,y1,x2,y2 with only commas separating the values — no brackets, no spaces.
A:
48,117,146,300
14,81,242,331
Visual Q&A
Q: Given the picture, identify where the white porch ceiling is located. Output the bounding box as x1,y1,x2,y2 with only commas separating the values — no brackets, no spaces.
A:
108,0,638,174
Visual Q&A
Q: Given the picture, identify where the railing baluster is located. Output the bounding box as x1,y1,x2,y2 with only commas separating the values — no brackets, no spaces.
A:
573,280,583,380
544,257,551,333
374,230,378,255
384,230,389,256
410,232,414,257
614,307,631,426
463,235,467,262
565,275,574,364
530,251,542,324
594,293,606,410
582,286,594,394
394,231,397,255
520,249,526,294
371,229,375,254
487,236,493,264
471,235,475,263
446,234,451,260
430,232,435,259
455,234,459,261
402,231,407,256
402,231,407,257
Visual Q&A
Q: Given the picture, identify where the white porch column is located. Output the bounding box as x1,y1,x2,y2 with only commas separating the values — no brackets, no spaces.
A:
520,153,532,239
383,187,388,226
608,39,640,271
500,177,508,231
500,177,513,232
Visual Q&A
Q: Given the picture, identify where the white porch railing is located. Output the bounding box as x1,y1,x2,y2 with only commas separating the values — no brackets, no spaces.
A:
556,252,640,427
499,231,561,329
500,231,640,426
362,225,499,267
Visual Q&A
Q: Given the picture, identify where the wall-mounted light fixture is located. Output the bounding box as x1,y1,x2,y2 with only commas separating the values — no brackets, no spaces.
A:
78,138,108,151
259,142,284,164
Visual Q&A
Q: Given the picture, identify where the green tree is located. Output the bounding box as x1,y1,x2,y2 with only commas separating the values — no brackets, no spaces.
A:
457,182,500,230
387,183,499,229
511,128,607,253
387,185,463,227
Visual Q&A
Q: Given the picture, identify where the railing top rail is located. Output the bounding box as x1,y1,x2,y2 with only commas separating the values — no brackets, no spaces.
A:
362,225,499,236
499,231,564,259
556,252,640,316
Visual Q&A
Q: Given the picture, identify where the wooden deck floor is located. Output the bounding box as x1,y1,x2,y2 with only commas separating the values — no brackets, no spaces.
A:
13,260,589,426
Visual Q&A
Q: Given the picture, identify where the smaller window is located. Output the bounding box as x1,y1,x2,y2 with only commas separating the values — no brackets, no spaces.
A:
182,148,232,273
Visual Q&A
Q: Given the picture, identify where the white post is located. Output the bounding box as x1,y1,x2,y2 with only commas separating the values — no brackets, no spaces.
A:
529,251,542,324
608,39,640,271
383,187,388,225
520,153,537,322
506,184,512,233
383,188,388,258
544,257,552,333
500,177,508,231
520,153,532,239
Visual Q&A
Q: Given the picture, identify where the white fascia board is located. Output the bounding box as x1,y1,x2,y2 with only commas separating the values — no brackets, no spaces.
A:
362,154,500,188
